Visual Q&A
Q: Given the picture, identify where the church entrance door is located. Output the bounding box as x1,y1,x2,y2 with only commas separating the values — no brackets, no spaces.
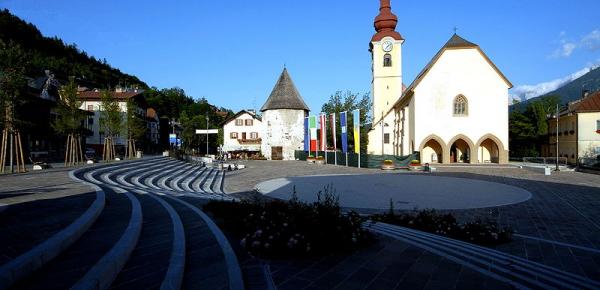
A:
271,146,283,160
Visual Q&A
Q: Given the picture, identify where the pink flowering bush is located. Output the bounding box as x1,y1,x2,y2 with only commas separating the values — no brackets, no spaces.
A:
204,185,373,258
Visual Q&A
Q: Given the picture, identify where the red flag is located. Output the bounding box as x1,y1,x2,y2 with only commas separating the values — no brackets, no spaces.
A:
320,114,326,151
330,113,337,151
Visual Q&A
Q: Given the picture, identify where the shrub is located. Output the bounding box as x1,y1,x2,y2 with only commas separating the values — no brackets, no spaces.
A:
204,185,373,258
370,209,512,246
410,159,420,165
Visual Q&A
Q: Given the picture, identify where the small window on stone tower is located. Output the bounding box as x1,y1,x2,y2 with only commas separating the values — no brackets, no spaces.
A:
453,95,468,116
383,54,392,67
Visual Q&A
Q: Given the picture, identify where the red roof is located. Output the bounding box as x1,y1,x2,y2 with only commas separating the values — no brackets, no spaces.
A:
570,91,600,113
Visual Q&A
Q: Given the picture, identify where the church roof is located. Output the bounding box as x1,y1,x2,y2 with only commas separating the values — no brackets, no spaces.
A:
371,0,403,42
386,34,512,117
260,68,310,112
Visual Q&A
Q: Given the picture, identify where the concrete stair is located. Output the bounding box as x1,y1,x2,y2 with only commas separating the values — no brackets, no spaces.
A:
0,157,243,290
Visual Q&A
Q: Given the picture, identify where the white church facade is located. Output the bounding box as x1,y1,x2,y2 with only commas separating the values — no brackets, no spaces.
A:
367,0,512,164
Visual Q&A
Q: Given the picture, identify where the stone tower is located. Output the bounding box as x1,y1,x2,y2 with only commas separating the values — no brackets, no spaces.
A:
260,68,310,160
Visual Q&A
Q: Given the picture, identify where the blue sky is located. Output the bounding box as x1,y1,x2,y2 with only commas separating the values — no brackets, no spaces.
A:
2,0,599,113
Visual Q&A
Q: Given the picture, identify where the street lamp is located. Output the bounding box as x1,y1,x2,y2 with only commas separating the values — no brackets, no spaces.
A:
547,104,560,171
205,114,209,156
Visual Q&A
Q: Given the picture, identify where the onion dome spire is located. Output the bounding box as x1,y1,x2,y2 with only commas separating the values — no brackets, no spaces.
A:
372,0,403,42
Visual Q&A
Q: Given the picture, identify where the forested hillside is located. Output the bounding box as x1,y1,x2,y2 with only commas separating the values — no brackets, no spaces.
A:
0,9,147,88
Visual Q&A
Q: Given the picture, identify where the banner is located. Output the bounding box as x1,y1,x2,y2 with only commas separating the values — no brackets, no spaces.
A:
319,114,326,151
340,112,348,153
309,115,317,152
330,113,337,152
304,117,309,152
353,109,360,154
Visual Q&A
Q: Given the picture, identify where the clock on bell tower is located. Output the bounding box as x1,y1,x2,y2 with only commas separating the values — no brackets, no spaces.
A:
370,0,403,124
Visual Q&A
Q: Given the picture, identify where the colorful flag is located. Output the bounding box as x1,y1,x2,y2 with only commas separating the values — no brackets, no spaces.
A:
353,109,360,154
309,115,317,152
320,114,326,151
330,113,337,152
340,111,348,153
304,117,309,152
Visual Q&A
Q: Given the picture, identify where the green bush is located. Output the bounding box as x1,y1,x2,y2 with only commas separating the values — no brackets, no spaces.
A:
204,185,373,258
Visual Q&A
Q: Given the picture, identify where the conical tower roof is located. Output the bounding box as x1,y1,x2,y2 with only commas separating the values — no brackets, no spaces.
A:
260,68,309,112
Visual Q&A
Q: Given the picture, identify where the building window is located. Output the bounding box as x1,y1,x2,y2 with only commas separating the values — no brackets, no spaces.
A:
250,132,258,139
235,119,243,126
87,105,94,111
383,54,392,67
453,95,468,116
230,132,238,139
245,119,253,126
384,133,390,144
597,120,600,131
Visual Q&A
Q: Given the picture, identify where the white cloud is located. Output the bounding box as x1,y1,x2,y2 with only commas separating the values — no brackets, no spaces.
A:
550,29,600,58
582,29,600,51
509,62,600,101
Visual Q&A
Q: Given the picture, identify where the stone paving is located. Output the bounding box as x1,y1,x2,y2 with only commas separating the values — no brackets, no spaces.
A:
226,160,600,288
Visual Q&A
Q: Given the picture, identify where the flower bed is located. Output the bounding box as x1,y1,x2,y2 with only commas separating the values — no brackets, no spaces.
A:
203,186,373,258
381,159,395,170
370,208,512,246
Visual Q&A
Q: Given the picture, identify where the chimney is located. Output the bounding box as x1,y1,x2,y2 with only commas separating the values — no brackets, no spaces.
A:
583,89,590,98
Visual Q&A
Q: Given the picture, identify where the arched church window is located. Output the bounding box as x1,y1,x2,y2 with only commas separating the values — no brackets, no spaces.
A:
453,95,468,116
383,54,392,67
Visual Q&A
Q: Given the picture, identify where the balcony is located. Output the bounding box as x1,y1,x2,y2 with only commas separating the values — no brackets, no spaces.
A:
237,138,261,144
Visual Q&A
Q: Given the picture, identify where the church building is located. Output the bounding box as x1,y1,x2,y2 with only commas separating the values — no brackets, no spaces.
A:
367,0,512,164
260,68,310,160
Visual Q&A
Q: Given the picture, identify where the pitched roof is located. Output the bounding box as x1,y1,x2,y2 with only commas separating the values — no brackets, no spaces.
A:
385,34,512,119
260,68,310,112
568,91,600,113
221,110,262,126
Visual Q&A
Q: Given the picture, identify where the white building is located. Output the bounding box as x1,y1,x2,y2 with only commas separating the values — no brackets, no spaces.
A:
78,89,147,153
367,0,512,164
260,68,310,160
222,110,262,153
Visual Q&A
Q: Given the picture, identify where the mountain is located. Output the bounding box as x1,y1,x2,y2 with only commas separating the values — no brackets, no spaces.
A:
0,9,147,89
512,66,600,109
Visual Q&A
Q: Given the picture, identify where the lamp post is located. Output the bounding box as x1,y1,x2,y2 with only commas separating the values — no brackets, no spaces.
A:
205,114,209,156
548,104,560,171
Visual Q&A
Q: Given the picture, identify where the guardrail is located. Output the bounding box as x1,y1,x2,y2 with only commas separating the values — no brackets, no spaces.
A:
522,157,568,166
578,157,600,170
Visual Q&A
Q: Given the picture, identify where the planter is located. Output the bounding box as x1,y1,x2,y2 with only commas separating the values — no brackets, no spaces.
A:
306,157,316,163
315,159,325,165
408,165,423,171
381,160,395,170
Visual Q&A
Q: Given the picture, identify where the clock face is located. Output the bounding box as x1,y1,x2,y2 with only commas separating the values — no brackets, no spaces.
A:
382,40,393,52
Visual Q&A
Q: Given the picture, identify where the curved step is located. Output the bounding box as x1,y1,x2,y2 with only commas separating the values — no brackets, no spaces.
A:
367,222,600,289
166,195,244,290
169,165,201,192
11,186,135,290
190,168,209,193
71,187,143,290
108,192,177,289
132,161,182,189
163,165,194,192
180,166,205,192
0,168,105,289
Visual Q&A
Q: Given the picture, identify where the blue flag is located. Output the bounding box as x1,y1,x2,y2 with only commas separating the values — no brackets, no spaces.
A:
340,111,348,153
304,117,309,152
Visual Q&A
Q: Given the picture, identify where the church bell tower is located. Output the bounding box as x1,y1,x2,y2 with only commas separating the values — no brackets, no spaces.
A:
371,0,404,124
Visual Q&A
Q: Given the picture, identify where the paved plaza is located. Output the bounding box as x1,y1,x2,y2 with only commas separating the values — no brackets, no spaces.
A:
2,157,600,289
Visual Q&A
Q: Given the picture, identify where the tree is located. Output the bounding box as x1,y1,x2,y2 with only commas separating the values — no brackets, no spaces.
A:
99,90,122,161
321,90,371,153
0,40,28,173
124,99,146,159
52,77,86,166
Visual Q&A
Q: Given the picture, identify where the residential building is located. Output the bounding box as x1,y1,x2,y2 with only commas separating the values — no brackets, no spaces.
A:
78,88,148,153
146,107,160,148
222,110,262,154
545,91,600,164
